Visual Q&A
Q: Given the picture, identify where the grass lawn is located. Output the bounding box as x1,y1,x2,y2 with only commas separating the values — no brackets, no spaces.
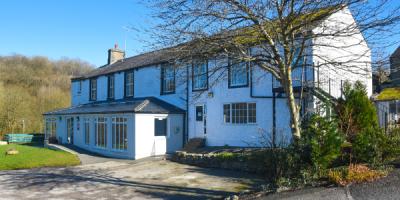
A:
0,144,80,170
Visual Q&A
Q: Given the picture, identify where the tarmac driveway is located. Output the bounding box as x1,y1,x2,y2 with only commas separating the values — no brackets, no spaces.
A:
0,155,265,200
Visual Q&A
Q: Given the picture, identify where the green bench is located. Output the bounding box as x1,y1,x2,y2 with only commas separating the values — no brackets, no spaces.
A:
4,133,44,144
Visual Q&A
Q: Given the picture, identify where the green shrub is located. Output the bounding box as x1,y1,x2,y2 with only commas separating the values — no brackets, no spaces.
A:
353,128,385,164
336,81,379,142
297,114,344,174
382,128,400,162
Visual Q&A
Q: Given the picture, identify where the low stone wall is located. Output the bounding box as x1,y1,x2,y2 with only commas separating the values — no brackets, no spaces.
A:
170,151,265,174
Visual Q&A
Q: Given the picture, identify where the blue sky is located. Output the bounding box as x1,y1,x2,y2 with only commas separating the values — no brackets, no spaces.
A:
0,0,399,67
0,0,152,66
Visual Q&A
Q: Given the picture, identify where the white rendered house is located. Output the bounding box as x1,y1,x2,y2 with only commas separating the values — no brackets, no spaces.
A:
44,7,372,159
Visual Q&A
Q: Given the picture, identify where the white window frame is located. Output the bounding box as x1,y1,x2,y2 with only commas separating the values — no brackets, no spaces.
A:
90,79,97,101
229,60,248,87
108,75,115,99
95,117,107,148
223,102,256,125
154,116,168,137
125,71,134,97
45,118,57,140
112,117,128,151
161,64,175,94
193,61,208,90
84,118,90,145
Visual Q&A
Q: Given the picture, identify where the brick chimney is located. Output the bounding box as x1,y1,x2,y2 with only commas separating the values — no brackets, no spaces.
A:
108,43,125,65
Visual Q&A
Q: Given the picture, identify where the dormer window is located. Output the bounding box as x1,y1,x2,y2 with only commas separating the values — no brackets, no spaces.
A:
161,63,175,94
125,71,134,97
89,78,97,101
108,74,115,99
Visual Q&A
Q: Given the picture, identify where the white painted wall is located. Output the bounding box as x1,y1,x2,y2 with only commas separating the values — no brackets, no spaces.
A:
134,65,187,109
187,57,292,147
71,79,89,106
312,6,372,98
134,113,184,159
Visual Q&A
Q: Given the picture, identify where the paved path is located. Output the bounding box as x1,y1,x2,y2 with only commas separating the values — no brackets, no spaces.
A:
0,150,265,200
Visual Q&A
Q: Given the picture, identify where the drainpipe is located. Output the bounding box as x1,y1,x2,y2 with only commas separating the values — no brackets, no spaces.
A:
185,63,190,145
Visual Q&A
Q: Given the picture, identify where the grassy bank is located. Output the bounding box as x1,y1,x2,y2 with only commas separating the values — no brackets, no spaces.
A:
0,144,80,170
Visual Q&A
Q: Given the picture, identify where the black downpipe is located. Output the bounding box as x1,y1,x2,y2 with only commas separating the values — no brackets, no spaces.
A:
184,63,190,145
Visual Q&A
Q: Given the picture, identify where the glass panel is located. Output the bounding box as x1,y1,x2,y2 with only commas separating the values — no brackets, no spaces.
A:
248,103,257,123
112,117,128,150
108,75,114,99
155,118,167,136
193,61,208,90
162,64,175,93
125,72,134,97
90,79,97,100
230,61,247,87
196,106,203,121
223,104,230,123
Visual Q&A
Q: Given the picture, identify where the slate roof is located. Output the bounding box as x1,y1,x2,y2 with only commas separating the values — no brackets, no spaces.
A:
43,97,185,115
72,47,178,80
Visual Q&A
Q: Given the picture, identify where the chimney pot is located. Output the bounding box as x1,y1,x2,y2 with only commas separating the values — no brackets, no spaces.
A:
108,43,125,65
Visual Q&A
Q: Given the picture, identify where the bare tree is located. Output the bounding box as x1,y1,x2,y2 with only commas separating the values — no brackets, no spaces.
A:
143,0,400,139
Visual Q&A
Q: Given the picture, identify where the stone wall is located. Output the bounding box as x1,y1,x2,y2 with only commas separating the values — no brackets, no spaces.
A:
170,151,266,174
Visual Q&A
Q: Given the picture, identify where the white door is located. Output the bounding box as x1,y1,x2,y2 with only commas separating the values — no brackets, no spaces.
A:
194,104,206,137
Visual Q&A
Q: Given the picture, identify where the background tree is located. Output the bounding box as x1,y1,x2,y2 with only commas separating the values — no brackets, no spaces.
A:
0,55,93,138
143,0,400,139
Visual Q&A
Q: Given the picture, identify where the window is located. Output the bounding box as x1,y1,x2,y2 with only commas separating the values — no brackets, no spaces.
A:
95,117,107,148
248,103,257,123
112,117,127,151
161,63,175,94
67,117,74,143
154,118,167,136
108,74,115,99
125,71,134,97
193,61,208,90
84,118,90,145
45,118,56,140
223,104,231,123
229,60,248,87
77,81,82,94
196,105,203,121
223,103,256,124
90,78,97,101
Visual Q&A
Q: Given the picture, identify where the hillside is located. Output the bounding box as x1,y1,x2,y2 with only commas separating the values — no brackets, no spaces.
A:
0,55,94,137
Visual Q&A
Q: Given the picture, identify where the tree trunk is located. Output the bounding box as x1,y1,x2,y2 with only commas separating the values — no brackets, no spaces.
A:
283,67,301,139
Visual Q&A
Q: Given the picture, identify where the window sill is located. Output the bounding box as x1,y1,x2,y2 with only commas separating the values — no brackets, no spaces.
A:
228,84,249,89
160,91,175,95
94,146,107,150
111,149,128,153
223,123,258,126
192,88,208,92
